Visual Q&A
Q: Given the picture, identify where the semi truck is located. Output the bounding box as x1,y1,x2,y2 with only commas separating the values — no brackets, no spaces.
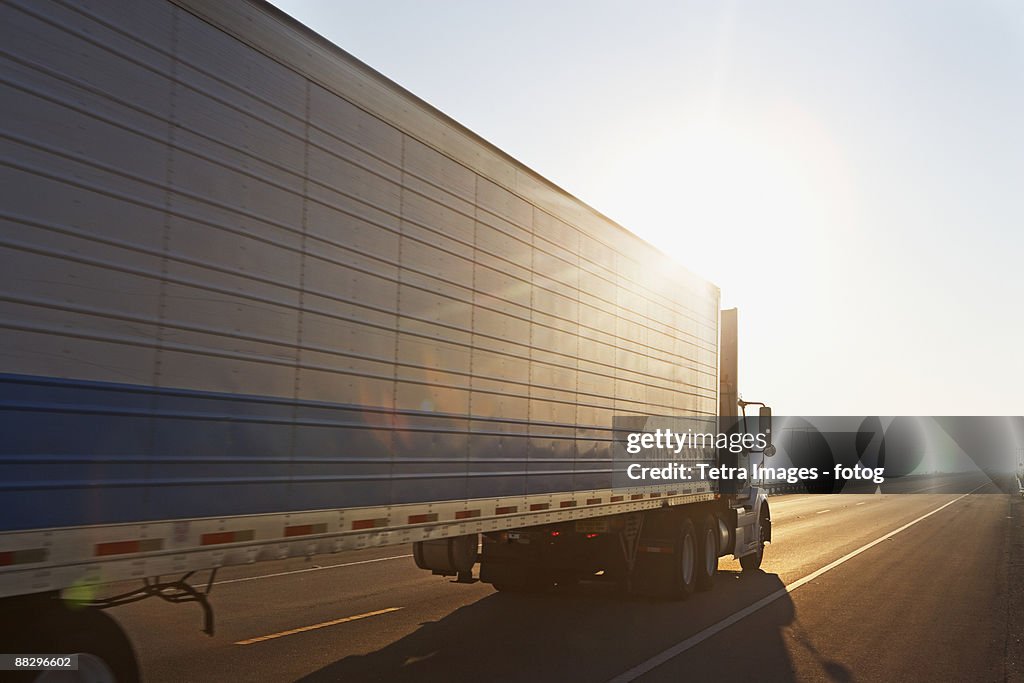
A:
0,0,773,679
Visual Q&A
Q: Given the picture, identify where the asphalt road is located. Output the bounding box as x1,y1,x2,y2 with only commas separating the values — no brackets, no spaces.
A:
109,474,1023,682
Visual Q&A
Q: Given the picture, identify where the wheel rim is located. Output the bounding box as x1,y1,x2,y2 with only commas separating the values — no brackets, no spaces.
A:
704,528,717,575
681,533,695,585
36,653,116,683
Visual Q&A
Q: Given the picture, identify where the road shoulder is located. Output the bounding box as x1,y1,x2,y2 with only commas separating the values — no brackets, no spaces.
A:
1009,494,1024,682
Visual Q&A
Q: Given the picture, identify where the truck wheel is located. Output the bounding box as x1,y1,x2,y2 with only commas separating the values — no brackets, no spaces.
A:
671,517,698,599
23,605,139,683
740,507,769,572
696,513,719,591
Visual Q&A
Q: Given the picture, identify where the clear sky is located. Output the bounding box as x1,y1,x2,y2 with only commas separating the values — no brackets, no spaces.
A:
269,0,1023,415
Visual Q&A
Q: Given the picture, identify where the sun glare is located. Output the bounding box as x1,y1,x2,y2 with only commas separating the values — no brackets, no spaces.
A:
590,103,857,311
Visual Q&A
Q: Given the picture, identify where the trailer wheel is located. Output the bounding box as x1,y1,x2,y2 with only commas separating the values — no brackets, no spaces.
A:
671,517,698,599
17,604,140,683
696,513,719,591
740,506,769,572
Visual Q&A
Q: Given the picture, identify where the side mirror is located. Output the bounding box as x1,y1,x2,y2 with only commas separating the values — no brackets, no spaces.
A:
759,406,774,456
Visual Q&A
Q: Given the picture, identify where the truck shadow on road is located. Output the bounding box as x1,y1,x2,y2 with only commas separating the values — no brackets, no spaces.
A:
298,570,850,683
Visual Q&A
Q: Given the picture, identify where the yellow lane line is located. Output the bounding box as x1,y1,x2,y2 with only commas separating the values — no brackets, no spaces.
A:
235,607,403,645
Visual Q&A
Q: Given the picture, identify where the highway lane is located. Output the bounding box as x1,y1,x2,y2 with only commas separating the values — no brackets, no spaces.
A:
106,474,1022,682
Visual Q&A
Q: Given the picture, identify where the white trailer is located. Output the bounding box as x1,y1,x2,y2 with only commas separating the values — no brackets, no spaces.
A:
0,0,772,679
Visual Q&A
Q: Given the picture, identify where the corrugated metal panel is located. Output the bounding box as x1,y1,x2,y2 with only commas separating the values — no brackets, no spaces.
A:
0,0,721,532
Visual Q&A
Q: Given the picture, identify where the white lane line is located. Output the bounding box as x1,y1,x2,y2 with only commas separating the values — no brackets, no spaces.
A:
608,483,988,683
235,607,402,645
816,509,831,514
214,554,413,586
761,495,818,508
908,481,965,494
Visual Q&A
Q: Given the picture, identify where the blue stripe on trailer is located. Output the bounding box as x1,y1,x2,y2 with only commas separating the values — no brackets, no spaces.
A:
0,373,615,531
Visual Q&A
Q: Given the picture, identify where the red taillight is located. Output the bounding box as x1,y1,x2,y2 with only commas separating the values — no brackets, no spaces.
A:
550,531,561,537
585,533,599,539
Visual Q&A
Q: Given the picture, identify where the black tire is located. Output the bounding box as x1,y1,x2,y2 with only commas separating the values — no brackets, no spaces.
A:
8,603,139,683
740,507,769,573
696,513,719,591
670,517,698,599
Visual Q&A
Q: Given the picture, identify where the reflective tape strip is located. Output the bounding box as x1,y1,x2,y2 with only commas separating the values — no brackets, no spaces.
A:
406,513,438,525
284,524,327,537
351,518,388,530
95,538,163,556
201,530,256,545
0,548,48,566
